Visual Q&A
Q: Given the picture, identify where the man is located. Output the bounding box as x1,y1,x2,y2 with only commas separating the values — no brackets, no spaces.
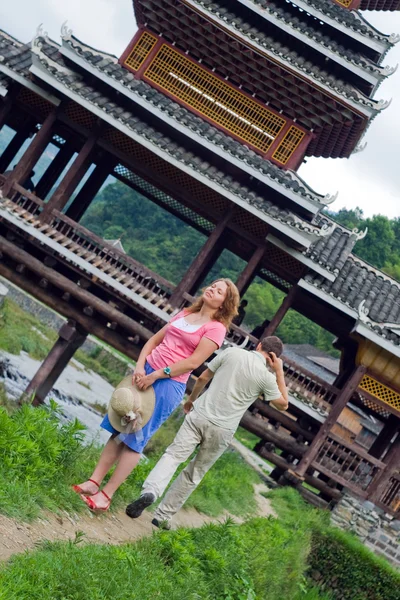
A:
126,336,288,529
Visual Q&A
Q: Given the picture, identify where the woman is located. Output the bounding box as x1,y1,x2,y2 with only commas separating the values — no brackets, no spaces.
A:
73,278,240,511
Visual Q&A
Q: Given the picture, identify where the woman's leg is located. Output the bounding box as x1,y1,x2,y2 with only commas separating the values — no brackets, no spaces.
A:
74,435,123,494
87,445,141,509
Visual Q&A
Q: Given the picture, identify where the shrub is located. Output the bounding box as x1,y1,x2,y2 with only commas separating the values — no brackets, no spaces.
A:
308,527,400,600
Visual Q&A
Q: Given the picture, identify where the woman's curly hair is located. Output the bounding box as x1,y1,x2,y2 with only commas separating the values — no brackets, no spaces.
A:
186,278,240,329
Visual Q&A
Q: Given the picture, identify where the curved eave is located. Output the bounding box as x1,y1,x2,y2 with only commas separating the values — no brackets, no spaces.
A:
185,0,386,88
298,278,400,357
0,62,60,105
60,40,325,216
29,54,322,249
285,0,391,52
170,0,380,119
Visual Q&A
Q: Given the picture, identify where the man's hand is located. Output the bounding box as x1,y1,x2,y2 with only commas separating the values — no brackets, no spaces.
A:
266,352,283,373
183,399,194,414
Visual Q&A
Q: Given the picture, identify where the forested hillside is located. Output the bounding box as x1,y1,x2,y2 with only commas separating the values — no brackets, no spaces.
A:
81,180,400,355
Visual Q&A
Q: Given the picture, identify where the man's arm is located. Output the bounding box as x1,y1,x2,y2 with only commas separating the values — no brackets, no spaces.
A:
183,368,214,413
266,353,289,412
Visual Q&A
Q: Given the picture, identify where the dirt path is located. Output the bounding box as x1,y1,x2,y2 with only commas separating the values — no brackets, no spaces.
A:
0,484,274,562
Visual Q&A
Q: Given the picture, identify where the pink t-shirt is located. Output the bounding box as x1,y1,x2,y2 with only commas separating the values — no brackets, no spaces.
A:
147,310,226,384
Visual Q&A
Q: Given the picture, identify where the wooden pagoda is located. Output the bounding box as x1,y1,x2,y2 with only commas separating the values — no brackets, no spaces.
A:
0,0,399,516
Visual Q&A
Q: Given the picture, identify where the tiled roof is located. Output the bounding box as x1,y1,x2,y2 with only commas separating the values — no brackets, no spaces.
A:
62,33,330,209
22,35,333,242
133,0,371,158
305,218,365,273
304,256,400,345
193,0,389,81
360,0,400,9
280,0,393,43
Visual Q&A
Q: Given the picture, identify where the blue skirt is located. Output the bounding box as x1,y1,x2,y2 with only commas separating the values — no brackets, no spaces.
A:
100,362,186,453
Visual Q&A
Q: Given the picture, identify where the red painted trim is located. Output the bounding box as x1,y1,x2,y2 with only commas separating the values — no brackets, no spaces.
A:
122,29,311,169
285,133,314,171
134,37,164,80
118,28,144,66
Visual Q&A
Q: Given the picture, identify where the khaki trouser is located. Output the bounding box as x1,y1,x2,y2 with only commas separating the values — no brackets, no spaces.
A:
142,410,234,522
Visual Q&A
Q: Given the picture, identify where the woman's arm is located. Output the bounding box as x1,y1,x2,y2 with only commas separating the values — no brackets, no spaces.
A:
136,337,219,390
133,325,168,383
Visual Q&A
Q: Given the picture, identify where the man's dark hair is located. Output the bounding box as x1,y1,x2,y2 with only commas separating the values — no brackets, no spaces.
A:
260,336,283,357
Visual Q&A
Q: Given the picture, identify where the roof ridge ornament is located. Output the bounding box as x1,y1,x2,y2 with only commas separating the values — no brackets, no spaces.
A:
389,33,400,45
61,21,73,41
351,227,368,241
358,299,400,330
318,223,336,238
382,64,398,77
353,141,367,154
321,191,338,206
31,37,78,78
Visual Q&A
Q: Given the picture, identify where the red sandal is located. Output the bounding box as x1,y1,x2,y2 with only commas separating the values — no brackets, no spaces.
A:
82,489,111,512
72,478,100,496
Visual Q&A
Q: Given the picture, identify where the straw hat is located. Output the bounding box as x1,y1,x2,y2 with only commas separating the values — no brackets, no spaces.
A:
108,375,155,434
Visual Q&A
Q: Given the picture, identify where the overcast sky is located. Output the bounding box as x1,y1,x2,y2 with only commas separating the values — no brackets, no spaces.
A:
1,1,399,219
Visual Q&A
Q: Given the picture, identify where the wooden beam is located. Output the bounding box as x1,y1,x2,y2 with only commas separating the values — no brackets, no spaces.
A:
240,411,307,458
368,433,400,504
66,157,114,222
169,209,233,306
40,130,100,222
0,123,33,173
257,447,342,501
0,234,153,341
23,321,87,405
1,107,59,198
0,92,14,129
252,399,315,442
261,285,296,338
34,143,75,199
369,414,399,459
235,243,265,294
0,260,144,361
294,365,367,478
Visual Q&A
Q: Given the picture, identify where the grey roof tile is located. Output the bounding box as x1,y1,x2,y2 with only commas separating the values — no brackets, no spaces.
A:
63,34,332,207
305,256,400,345
30,42,331,240
247,0,392,45
195,0,387,84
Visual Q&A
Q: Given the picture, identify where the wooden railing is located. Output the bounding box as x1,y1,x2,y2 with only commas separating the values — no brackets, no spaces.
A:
376,471,400,515
283,359,339,415
0,185,177,315
312,432,385,497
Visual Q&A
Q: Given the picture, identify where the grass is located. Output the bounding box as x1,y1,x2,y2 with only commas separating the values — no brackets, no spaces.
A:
234,426,259,450
0,298,129,387
0,516,316,600
0,401,259,522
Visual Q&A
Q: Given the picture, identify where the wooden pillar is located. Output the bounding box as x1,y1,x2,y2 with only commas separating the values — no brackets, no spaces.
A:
369,414,400,460
35,144,75,199
22,320,87,406
368,432,400,505
65,158,113,222
1,108,59,198
294,365,367,478
0,92,14,129
261,286,296,338
40,131,99,222
0,122,34,173
169,209,233,307
235,244,265,295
